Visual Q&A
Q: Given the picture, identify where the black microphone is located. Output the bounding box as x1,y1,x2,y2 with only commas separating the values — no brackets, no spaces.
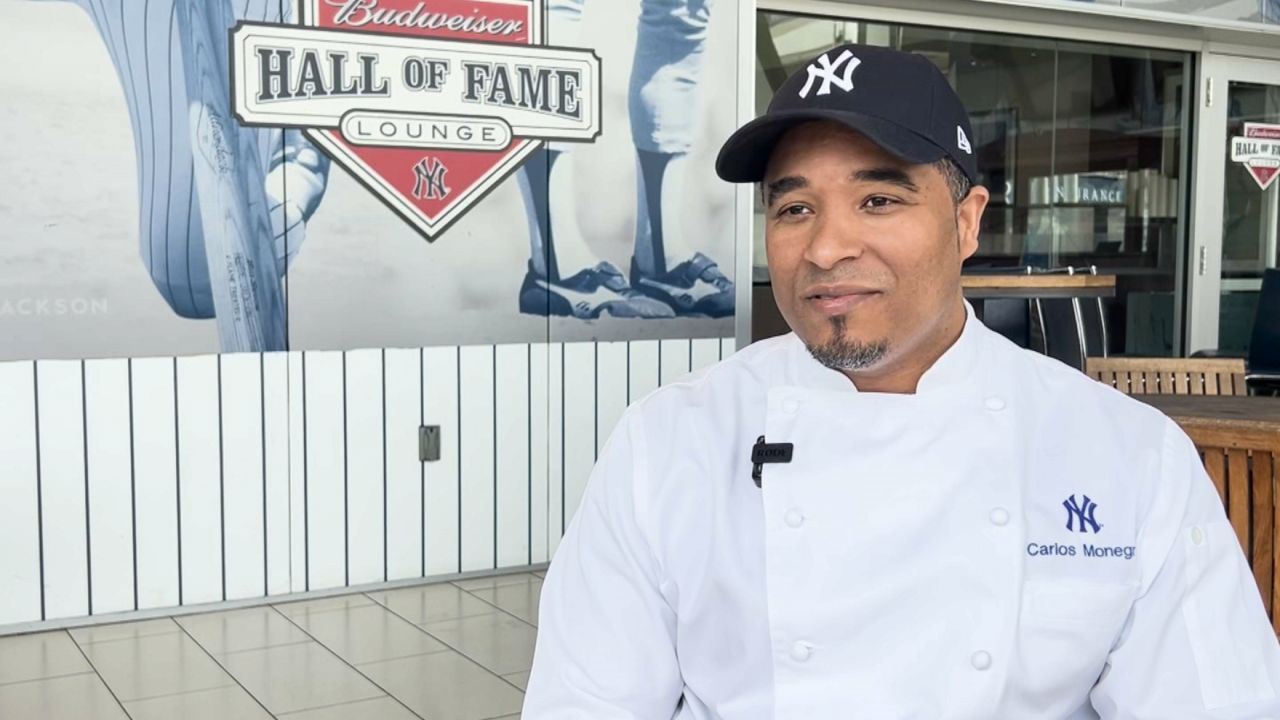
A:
751,435,794,487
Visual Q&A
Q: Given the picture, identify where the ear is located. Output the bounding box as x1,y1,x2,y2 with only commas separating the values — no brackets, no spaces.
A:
956,185,990,261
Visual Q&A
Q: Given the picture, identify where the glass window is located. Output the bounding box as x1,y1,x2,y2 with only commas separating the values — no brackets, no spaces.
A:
1063,0,1280,27
755,12,1193,356
1218,81,1280,352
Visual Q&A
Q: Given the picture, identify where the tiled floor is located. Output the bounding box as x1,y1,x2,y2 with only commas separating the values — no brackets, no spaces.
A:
0,571,545,719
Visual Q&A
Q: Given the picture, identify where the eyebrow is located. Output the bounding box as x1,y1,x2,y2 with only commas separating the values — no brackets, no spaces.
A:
764,175,807,207
764,166,920,207
852,167,919,192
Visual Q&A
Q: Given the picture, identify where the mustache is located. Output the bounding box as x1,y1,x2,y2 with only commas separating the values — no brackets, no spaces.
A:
797,271,892,289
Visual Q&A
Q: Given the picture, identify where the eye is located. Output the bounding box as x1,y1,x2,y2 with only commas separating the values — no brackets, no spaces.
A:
776,204,812,219
863,195,899,211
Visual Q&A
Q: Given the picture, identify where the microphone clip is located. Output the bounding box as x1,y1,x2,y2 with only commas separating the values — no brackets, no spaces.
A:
751,435,794,488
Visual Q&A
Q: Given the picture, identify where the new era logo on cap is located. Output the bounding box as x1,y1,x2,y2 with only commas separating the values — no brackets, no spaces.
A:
714,43,980,186
798,49,862,99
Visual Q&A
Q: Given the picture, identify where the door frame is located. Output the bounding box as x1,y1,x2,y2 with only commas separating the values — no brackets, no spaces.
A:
1187,53,1280,354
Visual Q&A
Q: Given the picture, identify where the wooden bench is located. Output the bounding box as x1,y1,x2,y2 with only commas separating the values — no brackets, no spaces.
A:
1137,395,1280,634
1086,357,1249,396
1186,424,1280,632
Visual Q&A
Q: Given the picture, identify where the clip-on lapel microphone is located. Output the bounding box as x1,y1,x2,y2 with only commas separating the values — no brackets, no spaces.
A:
751,435,794,487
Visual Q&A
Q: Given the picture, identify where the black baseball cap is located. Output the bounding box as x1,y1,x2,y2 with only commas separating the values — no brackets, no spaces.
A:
716,44,978,185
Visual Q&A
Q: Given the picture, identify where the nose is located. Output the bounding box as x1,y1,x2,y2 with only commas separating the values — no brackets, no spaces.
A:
801,210,865,270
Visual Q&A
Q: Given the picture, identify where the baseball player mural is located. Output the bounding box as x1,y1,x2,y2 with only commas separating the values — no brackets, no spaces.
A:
0,0,737,360
516,0,735,320
39,0,332,353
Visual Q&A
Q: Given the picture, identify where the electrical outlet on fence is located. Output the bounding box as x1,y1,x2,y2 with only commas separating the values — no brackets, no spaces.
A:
419,425,441,462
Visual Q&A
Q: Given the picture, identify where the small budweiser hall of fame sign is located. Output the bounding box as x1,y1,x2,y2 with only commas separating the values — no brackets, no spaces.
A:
1231,122,1280,191
231,0,602,240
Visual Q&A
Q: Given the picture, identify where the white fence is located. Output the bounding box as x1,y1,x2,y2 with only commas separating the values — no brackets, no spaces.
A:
0,338,733,631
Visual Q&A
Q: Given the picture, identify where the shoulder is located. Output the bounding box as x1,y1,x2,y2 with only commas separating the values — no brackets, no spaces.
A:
627,333,793,420
984,328,1174,440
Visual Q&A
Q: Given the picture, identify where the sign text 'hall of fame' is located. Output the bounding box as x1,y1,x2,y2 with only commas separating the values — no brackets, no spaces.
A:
231,0,602,239
1231,122,1280,191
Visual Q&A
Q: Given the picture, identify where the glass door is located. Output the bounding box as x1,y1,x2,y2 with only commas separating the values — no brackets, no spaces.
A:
1188,55,1280,354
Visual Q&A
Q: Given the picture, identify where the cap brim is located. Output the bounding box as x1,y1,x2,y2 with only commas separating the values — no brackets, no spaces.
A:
714,109,948,183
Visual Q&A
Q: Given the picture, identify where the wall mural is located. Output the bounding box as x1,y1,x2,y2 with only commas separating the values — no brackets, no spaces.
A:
0,0,738,359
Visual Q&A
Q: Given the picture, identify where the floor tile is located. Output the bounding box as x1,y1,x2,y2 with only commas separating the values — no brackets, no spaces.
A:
123,685,272,720
464,578,541,626
277,696,420,719
69,618,180,646
274,593,376,619
367,583,498,625
359,651,524,720
293,603,449,665
0,631,91,685
0,672,128,720
502,670,530,691
220,641,384,715
421,613,537,676
451,573,540,592
80,631,234,701
177,606,312,656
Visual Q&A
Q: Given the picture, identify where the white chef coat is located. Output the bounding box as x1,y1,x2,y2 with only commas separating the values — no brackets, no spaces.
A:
524,305,1280,719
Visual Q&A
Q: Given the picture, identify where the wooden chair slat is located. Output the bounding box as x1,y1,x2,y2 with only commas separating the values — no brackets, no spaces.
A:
1146,368,1167,392
1191,374,1205,395
1204,449,1227,504
1205,372,1221,396
1227,449,1251,555
1253,451,1274,618
1232,373,1249,396
1174,371,1191,395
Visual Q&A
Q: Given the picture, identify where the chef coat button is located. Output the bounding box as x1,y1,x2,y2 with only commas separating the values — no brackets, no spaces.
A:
1191,526,1205,545
785,509,806,529
790,642,812,662
989,507,1010,526
984,397,1006,412
782,399,800,414
971,651,992,671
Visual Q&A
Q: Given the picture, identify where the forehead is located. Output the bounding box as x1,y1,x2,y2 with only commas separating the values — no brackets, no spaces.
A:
764,121,908,180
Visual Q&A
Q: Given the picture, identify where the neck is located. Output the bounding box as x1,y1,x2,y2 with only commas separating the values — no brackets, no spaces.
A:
842,301,968,394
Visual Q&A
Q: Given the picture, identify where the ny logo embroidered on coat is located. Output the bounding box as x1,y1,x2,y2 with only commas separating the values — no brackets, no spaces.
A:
1063,494,1103,533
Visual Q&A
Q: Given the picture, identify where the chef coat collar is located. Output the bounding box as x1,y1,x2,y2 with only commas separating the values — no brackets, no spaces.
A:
788,301,985,397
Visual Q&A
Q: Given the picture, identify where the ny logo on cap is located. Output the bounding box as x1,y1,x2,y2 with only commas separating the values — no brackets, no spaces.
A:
798,50,862,99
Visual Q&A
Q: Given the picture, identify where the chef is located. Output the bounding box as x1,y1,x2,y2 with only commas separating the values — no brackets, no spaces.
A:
523,43,1280,719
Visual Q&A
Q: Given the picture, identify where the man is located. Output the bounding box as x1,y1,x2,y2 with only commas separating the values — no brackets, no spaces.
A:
515,0,734,320
39,0,330,350
524,44,1280,718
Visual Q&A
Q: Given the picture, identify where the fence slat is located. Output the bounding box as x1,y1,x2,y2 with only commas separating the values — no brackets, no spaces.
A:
0,362,41,624
423,347,461,576
345,349,386,586
384,349,424,581
459,346,497,573
83,359,134,614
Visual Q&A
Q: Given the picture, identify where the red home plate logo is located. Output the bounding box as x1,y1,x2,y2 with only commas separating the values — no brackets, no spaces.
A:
230,0,601,239
1231,123,1280,191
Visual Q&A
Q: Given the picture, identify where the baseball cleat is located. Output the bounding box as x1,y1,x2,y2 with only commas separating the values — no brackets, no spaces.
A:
519,261,677,319
631,252,735,317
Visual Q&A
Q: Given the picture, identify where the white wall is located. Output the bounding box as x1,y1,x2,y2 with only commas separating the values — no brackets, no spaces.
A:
0,338,734,631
